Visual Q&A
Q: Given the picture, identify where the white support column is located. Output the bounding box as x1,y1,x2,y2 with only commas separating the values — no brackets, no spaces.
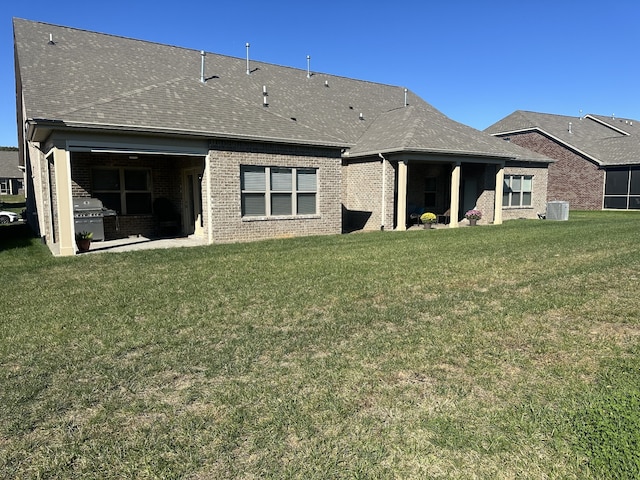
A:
494,163,504,225
449,162,461,228
396,160,408,230
53,147,75,256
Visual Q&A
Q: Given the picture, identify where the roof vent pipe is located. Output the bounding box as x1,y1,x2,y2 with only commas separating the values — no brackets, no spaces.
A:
200,51,206,83
404,88,408,107
306,55,311,78
263,85,268,107
48,33,55,45
568,122,572,133
246,43,251,75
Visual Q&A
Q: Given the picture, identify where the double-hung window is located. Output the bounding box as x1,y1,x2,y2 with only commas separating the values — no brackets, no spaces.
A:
503,175,532,207
92,168,152,215
241,166,317,217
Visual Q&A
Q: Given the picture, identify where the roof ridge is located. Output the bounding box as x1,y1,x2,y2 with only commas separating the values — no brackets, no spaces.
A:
56,76,187,116
583,114,631,136
351,105,419,151
401,106,422,147
14,18,408,92
254,104,347,144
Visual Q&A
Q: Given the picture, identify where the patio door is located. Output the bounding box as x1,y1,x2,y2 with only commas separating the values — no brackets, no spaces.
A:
182,168,203,236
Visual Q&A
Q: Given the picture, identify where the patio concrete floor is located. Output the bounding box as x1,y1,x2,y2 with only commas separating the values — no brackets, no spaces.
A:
83,235,209,254
81,220,482,254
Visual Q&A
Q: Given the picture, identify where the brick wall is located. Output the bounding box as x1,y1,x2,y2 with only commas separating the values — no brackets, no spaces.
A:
473,165,494,224
500,132,603,210
25,144,48,240
502,163,549,221
48,157,58,244
208,140,342,243
342,159,386,230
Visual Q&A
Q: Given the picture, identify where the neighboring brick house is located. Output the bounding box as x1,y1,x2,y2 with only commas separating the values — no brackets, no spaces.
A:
0,149,23,195
486,110,640,211
14,18,552,256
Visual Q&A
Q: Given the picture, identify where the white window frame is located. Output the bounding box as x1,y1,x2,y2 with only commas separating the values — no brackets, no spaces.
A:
241,166,318,218
503,174,533,208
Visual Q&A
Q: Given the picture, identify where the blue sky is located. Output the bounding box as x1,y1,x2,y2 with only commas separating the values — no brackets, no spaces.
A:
2,0,639,147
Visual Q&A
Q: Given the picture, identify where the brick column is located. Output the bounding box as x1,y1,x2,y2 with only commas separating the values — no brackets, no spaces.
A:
205,153,213,244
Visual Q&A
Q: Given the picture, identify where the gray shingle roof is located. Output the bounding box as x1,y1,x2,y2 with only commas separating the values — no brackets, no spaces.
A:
14,18,552,163
0,150,21,178
485,110,640,166
348,103,554,162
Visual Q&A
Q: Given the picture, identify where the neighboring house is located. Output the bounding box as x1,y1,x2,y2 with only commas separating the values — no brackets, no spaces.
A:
486,110,640,211
14,18,553,256
0,149,23,195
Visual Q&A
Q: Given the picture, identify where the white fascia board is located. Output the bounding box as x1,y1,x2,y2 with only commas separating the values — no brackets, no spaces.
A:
583,115,631,136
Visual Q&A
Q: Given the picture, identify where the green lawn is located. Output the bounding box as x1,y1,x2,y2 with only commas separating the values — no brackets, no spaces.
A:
1,212,639,478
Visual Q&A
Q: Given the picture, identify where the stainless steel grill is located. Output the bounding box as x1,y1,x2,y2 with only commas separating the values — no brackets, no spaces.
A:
73,197,117,241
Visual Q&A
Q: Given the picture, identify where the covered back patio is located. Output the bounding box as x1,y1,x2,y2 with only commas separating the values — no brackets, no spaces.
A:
396,156,505,230
40,134,210,255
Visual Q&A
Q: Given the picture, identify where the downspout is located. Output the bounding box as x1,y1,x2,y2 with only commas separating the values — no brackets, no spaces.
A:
378,153,387,230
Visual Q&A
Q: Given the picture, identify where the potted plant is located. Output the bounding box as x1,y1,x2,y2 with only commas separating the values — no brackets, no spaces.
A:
420,212,437,229
75,231,93,252
464,209,482,226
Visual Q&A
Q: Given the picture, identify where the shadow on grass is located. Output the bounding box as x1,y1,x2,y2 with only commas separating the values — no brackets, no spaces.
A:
0,223,37,250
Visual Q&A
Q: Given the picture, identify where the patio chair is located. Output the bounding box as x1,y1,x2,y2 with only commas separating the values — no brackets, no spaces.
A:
437,209,450,224
407,205,425,227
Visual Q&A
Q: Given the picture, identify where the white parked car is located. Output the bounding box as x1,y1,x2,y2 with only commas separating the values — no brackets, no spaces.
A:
0,210,20,224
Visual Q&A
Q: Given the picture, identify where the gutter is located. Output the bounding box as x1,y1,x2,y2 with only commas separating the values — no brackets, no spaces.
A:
347,147,512,162
25,118,352,150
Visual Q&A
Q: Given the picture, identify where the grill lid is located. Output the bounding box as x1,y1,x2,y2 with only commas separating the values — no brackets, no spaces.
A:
73,197,105,212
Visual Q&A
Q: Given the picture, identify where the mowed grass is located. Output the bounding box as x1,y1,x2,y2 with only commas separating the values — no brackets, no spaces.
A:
1,211,639,478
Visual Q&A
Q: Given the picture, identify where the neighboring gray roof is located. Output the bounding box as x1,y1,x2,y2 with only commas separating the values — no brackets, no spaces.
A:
14,18,552,163
485,110,640,166
0,150,21,178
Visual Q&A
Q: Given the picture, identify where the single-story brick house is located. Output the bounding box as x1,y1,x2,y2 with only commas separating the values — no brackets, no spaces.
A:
0,149,23,195
485,110,640,211
14,18,553,256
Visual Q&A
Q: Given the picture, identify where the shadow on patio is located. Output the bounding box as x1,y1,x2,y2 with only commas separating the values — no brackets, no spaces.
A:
82,235,208,254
